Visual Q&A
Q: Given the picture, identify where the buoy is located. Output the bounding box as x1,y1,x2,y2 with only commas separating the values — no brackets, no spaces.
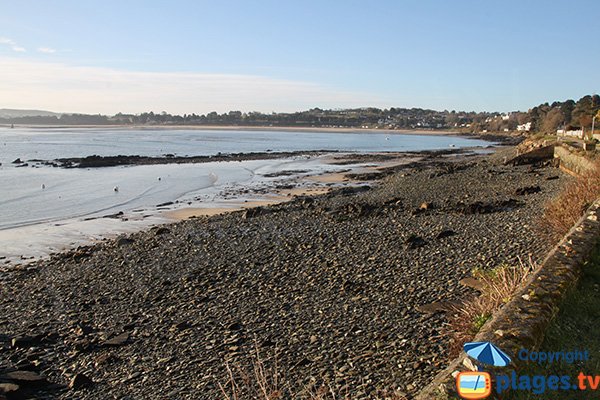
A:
158,177,161,181
41,184,45,189
113,186,119,192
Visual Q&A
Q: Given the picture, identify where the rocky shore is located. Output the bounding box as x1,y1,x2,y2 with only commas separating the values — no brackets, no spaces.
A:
0,147,566,399
46,151,335,168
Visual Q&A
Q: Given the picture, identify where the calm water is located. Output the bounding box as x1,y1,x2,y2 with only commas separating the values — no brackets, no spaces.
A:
0,127,493,261
0,127,490,162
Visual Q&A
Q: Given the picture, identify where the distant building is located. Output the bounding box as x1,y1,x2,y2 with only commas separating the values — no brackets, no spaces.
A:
557,128,583,138
517,122,532,132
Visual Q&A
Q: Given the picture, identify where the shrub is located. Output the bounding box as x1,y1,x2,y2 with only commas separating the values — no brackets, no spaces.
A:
542,163,600,241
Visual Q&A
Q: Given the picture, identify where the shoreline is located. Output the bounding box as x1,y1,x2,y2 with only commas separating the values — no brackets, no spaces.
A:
161,164,370,221
3,123,461,135
0,146,566,398
3,123,519,143
0,151,416,264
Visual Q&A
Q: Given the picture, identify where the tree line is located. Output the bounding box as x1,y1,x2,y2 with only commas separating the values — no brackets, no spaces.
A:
2,94,598,135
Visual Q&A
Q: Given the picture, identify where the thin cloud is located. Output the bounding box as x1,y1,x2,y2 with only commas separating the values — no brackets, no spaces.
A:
37,47,56,54
0,37,26,52
0,58,387,114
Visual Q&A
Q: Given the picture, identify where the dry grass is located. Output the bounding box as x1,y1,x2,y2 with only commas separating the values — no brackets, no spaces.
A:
541,162,600,241
217,343,409,400
445,260,534,358
218,343,286,400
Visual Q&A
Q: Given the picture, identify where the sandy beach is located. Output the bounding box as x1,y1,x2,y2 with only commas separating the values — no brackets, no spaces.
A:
0,146,566,399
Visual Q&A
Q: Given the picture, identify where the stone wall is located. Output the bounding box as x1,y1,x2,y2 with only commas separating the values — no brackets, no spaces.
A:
554,145,597,176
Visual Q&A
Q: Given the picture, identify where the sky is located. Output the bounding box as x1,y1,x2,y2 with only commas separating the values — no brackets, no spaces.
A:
0,0,598,115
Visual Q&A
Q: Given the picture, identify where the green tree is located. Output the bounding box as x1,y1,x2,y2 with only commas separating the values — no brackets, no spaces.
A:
573,95,594,128
560,99,575,125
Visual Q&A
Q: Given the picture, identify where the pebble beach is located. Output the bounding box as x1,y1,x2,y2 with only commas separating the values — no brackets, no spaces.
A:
0,146,566,399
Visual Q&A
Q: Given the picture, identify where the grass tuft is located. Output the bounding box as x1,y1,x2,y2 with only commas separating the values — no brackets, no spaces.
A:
445,261,534,357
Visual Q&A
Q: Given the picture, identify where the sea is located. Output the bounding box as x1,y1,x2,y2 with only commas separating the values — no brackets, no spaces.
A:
0,127,493,262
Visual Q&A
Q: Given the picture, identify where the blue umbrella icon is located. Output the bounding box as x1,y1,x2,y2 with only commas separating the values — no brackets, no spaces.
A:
464,342,511,367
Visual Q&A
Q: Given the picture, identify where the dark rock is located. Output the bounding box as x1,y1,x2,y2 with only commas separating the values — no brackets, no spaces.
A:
243,207,264,219
227,322,243,331
327,185,371,197
75,324,95,336
405,235,427,249
103,332,130,347
73,338,93,352
5,371,47,386
332,202,379,218
116,237,135,247
156,201,174,207
456,199,520,214
11,335,43,349
275,184,294,190
11,158,22,164
263,169,309,177
69,373,94,389
545,175,559,180
515,186,541,195
349,203,378,217
299,197,315,207
172,321,192,331
345,171,385,181
436,230,457,239
72,248,93,261
94,353,118,367
103,211,124,219
154,227,171,235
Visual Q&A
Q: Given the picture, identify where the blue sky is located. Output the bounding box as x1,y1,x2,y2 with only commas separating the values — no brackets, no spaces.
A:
0,0,598,114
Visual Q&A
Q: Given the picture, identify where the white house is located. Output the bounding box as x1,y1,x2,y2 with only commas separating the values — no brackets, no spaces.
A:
517,122,532,132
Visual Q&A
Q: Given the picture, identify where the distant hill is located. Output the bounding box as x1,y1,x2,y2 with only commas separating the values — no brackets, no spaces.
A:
0,109,61,118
